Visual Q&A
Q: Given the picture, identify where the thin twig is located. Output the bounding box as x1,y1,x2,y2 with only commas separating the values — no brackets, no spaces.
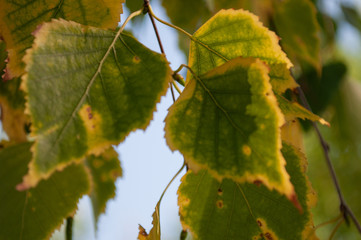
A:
66,217,73,240
296,86,361,235
144,0,176,102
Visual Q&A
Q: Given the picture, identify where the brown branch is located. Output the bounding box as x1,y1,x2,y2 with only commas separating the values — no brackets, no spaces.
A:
296,86,361,235
66,217,73,240
143,0,176,102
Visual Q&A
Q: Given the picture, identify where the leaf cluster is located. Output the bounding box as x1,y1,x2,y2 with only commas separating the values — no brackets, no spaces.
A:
0,0,360,239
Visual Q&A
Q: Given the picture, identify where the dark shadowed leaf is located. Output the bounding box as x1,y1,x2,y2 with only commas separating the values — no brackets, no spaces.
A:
0,142,90,240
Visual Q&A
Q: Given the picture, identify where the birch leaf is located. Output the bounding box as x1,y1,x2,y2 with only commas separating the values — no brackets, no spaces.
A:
178,143,318,240
166,57,295,198
187,9,292,82
0,0,125,77
21,19,171,188
0,142,90,240
187,8,324,124
87,147,122,224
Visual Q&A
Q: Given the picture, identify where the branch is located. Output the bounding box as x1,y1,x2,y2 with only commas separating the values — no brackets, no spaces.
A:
66,217,73,240
143,0,175,102
296,86,361,235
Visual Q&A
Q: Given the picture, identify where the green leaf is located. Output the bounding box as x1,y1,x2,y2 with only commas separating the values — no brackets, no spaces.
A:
268,63,298,94
178,143,318,240
161,0,211,33
161,0,211,56
166,57,295,198
276,94,329,126
87,147,122,224
187,9,323,124
0,0,125,77
273,0,321,70
20,19,171,188
0,142,90,240
187,9,292,82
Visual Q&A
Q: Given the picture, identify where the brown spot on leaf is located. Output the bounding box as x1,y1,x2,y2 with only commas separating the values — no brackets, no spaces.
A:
217,188,223,195
133,56,140,63
257,220,262,227
264,232,273,240
216,200,223,209
290,194,303,213
88,113,93,119
253,180,263,187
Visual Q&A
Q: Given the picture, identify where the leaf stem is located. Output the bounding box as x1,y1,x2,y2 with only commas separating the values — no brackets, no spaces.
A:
296,86,361,235
153,162,186,237
159,163,186,204
143,0,176,102
66,217,73,240
147,5,228,62
328,218,344,240
172,81,182,95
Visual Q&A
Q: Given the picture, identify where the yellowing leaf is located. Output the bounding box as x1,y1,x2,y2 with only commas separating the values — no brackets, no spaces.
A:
187,8,324,124
269,63,299,94
20,19,171,188
87,147,122,224
187,8,292,83
138,203,161,240
166,57,295,199
178,143,318,240
0,0,125,77
273,0,321,70
0,142,90,240
276,94,329,126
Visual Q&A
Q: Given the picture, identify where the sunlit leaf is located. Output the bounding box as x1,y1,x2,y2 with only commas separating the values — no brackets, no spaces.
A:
273,0,321,70
269,63,298,94
276,94,328,126
0,142,90,240
187,9,323,124
187,9,292,83
20,19,171,188
138,202,161,240
213,0,273,25
87,147,122,224
178,143,318,240
0,0,125,77
166,57,295,198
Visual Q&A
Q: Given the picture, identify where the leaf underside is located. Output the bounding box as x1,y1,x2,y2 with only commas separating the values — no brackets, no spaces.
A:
178,143,318,240
166,57,294,198
0,0,125,77
0,142,90,240
21,19,171,188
